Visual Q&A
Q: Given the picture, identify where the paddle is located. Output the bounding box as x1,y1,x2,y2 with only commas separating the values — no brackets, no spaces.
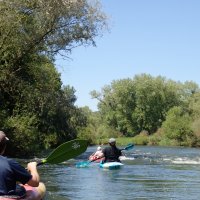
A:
37,139,88,166
76,143,134,168
120,143,134,151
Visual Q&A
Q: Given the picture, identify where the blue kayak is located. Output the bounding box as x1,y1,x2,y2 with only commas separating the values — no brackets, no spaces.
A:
99,162,124,170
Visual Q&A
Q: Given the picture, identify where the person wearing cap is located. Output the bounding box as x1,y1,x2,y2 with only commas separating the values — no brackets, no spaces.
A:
101,138,122,163
0,130,45,198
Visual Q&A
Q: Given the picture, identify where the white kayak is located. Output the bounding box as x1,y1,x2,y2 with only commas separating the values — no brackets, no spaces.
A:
99,162,124,170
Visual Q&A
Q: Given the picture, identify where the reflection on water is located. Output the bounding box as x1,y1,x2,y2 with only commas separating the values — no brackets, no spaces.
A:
34,146,200,200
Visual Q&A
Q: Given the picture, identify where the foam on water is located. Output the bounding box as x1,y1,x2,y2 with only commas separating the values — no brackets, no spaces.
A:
119,156,135,161
168,157,200,164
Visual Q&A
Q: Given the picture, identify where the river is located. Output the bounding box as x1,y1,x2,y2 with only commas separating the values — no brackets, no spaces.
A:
35,145,200,200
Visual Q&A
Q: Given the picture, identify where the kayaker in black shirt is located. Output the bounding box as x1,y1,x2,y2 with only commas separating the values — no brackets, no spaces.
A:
101,138,122,163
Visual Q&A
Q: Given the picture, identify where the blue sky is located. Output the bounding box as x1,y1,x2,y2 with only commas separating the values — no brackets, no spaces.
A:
55,0,200,111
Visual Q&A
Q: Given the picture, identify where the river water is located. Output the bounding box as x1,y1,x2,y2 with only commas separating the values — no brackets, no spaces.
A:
36,145,200,200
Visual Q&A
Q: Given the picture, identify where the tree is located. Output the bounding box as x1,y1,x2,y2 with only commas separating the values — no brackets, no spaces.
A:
161,106,194,146
0,0,108,63
0,0,108,156
132,74,182,134
92,74,183,136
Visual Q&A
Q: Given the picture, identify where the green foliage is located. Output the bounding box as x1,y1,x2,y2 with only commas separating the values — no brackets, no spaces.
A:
77,107,121,144
77,107,98,143
161,106,194,146
114,137,135,146
132,74,183,134
4,114,40,156
191,118,200,146
0,0,108,157
188,92,200,119
92,74,183,136
132,131,149,145
148,128,163,145
89,74,200,147
91,79,137,135
0,0,108,64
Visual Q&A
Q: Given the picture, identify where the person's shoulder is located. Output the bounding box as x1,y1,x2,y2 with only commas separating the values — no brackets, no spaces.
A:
0,155,7,163
0,156,16,168
103,146,111,151
0,155,5,159
0,155,10,162
102,146,107,151
7,157,22,167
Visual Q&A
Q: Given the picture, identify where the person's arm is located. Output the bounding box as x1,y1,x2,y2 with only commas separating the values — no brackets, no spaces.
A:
26,162,40,187
119,148,123,156
119,150,124,157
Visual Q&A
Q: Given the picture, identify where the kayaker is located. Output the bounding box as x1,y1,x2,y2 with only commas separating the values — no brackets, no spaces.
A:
0,130,45,198
101,138,122,163
89,146,103,161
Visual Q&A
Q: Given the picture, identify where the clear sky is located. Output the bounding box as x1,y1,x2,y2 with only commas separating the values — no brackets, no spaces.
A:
55,0,200,111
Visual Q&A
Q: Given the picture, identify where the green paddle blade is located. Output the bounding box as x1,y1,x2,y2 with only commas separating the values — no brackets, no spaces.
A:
38,139,88,166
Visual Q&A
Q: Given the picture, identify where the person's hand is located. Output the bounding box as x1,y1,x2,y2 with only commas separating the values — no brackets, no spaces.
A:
26,162,40,187
27,161,37,172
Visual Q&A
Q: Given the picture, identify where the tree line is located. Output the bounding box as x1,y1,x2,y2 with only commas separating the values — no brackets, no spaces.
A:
79,74,200,147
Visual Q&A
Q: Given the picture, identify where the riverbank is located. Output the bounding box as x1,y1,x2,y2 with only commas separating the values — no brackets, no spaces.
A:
92,133,198,148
